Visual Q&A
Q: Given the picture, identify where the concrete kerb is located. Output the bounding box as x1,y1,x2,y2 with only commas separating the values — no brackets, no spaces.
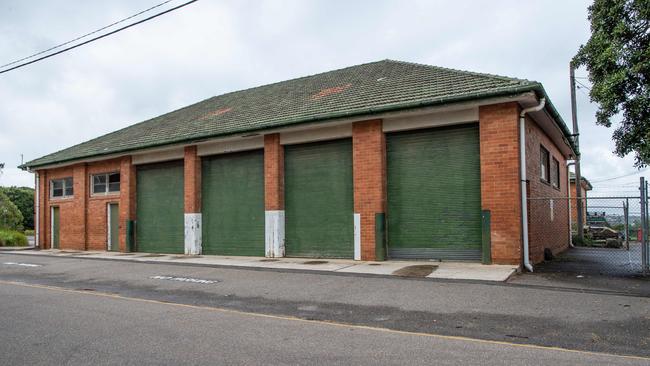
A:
2,249,517,283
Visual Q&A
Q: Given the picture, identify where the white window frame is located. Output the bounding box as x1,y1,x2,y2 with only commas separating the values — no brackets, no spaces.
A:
50,177,73,199
91,172,120,196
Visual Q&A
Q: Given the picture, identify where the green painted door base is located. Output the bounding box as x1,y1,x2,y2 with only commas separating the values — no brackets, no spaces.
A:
52,207,60,249
109,203,119,251
284,139,354,258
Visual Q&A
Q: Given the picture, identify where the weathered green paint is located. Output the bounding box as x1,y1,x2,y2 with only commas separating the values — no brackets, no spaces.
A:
375,213,387,261
284,139,354,258
481,210,492,264
51,206,60,249
386,124,482,261
136,160,184,254
202,150,265,256
109,203,119,251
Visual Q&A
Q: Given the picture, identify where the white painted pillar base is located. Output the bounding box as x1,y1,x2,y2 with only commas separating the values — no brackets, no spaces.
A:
354,213,361,260
184,213,202,255
265,210,285,257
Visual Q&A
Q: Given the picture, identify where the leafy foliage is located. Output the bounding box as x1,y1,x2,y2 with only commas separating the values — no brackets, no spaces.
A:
0,191,24,231
0,229,28,247
0,186,34,229
573,0,650,166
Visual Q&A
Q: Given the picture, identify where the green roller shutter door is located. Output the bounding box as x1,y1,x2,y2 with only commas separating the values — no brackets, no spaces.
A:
285,139,354,258
136,160,184,254
387,124,482,261
202,150,265,256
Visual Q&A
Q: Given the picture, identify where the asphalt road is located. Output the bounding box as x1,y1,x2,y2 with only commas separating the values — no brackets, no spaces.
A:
1,253,649,365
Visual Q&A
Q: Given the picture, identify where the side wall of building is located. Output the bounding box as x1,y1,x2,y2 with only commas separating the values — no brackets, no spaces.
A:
525,116,570,264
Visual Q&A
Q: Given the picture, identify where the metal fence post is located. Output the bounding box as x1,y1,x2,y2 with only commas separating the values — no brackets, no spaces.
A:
641,178,648,273
623,198,630,251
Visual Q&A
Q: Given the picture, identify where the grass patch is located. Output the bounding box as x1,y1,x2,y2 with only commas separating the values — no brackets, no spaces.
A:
0,229,28,247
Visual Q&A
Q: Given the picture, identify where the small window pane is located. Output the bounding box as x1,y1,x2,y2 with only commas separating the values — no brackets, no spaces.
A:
540,147,550,183
52,187,63,197
93,174,107,194
108,173,120,184
108,173,120,192
64,177,73,196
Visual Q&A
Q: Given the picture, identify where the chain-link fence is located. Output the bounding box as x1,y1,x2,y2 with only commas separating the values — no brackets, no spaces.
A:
528,195,650,277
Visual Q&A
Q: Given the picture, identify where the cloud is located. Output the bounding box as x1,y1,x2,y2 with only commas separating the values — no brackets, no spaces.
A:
0,0,638,195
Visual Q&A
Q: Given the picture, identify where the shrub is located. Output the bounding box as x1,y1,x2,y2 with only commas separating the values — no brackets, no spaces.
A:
24,229,35,236
0,229,28,247
0,186,34,230
0,192,24,231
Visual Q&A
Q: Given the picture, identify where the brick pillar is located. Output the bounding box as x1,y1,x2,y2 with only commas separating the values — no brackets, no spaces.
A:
36,170,49,248
352,119,386,261
119,156,136,252
184,146,202,255
71,164,88,250
479,102,522,265
264,133,285,257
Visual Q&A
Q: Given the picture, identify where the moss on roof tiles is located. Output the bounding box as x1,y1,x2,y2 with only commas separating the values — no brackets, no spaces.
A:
22,59,575,169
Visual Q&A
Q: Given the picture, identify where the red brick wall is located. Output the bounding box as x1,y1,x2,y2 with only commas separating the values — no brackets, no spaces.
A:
86,159,122,251
264,134,284,210
44,164,86,250
525,116,570,263
569,181,588,225
479,103,522,265
352,119,386,261
37,157,135,252
184,146,201,213
119,156,136,252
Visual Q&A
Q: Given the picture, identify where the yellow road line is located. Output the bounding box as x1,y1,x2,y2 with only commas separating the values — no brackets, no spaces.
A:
1,279,648,362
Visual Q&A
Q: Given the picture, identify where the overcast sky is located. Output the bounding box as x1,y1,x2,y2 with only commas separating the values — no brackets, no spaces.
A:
0,0,642,196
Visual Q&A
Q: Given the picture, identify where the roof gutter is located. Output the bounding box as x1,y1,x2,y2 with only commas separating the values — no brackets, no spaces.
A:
520,97,546,272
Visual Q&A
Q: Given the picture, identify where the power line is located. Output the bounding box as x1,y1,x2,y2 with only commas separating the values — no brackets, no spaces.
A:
0,0,198,75
575,79,591,92
591,168,649,183
0,0,174,70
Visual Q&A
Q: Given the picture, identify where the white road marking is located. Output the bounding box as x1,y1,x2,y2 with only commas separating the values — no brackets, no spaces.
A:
3,262,42,267
150,275,217,284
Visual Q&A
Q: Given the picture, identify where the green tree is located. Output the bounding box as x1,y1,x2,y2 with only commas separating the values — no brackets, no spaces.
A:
0,191,23,231
0,186,34,229
573,0,650,166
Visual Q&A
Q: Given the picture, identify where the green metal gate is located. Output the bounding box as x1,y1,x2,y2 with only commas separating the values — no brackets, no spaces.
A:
136,160,184,254
386,124,482,261
284,139,354,258
202,150,265,256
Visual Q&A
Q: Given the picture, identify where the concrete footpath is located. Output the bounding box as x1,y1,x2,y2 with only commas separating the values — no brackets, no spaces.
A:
5,249,518,282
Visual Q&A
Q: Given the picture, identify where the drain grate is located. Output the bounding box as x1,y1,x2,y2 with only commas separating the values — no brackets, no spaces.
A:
302,260,329,265
392,265,438,277
259,259,279,262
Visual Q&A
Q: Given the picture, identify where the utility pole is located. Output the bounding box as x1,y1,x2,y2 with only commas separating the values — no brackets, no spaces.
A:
570,63,585,240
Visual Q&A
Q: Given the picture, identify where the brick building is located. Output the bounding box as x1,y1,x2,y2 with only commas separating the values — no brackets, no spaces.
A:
569,172,592,224
22,60,577,267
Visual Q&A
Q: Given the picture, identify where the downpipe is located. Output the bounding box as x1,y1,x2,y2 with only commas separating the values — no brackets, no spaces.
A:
520,98,546,272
